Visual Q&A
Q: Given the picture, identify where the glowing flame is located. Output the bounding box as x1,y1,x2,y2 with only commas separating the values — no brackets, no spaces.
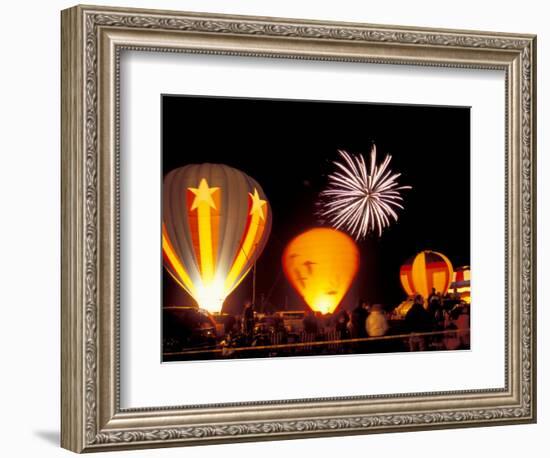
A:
193,277,227,313
312,296,335,315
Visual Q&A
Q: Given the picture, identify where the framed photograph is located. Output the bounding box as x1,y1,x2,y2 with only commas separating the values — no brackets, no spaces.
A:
61,4,536,452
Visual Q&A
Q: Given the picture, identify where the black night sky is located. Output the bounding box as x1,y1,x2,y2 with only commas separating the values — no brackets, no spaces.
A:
162,95,470,315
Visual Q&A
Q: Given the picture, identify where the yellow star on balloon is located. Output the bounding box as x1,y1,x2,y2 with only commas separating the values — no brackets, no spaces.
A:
188,178,219,210
249,188,267,221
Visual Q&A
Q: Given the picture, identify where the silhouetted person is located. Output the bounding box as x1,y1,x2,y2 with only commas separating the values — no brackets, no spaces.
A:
351,300,369,339
272,313,285,333
224,314,237,337
303,310,319,334
405,295,431,351
428,288,437,306
323,313,334,331
336,309,350,340
243,301,255,340
428,290,442,325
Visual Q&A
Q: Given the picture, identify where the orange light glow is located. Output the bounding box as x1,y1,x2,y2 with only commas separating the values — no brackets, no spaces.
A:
282,228,359,314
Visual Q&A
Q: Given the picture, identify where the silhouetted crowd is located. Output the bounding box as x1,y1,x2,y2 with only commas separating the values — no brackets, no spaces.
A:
219,290,470,356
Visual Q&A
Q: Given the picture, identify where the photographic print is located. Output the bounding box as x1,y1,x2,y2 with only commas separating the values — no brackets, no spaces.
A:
161,95,471,362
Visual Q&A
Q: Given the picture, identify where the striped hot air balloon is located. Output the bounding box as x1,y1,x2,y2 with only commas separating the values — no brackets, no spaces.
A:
449,266,471,303
162,164,272,313
399,250,453,301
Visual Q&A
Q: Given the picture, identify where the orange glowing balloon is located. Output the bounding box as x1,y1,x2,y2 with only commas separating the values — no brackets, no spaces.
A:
282,228,359,314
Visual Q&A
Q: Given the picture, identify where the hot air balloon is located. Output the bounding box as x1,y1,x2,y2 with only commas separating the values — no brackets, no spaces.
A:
162,164,272,313
449,266,471,303
399,250,453,301
282,228,359,314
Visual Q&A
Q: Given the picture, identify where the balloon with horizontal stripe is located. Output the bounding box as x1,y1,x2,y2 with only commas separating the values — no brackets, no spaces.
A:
163,164,272,313
449,265,471,303
399,250,453,300
282,228,359,315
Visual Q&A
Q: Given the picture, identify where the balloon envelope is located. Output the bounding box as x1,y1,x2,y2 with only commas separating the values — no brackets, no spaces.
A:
163,163,271,313
282,228,359,314
400,250,453,300
450,266,471,303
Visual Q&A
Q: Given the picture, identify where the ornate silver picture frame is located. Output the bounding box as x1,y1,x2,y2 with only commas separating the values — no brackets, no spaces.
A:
61,4,536,453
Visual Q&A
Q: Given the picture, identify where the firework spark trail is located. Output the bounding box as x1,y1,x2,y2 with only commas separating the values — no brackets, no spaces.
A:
318,145,412,239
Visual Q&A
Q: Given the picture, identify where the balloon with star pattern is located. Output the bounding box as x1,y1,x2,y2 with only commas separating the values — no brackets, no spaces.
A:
162,164,272,313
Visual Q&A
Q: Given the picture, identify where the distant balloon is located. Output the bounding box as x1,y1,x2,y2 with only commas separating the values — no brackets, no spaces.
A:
400,250,453,300
162,164,272,313
449,266,471,303
282,228,359,314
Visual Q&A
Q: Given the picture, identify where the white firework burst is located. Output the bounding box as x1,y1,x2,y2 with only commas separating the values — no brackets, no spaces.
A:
318,145,411,239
